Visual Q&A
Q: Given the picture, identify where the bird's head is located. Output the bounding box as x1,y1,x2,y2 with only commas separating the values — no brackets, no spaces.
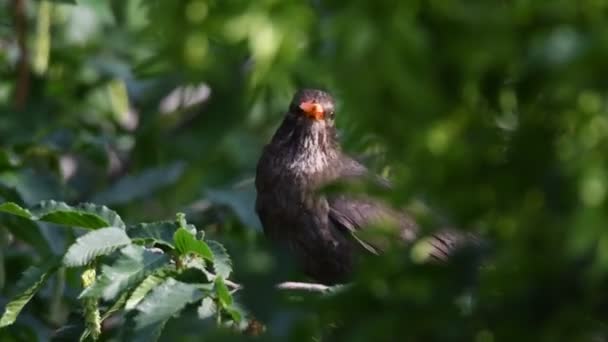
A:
288,89,336,126
268,89,340,171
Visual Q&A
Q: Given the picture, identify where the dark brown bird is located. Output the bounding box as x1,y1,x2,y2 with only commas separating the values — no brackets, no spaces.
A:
255,89,476,284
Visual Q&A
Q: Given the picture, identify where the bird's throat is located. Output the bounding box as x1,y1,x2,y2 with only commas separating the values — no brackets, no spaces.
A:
281,122,338,175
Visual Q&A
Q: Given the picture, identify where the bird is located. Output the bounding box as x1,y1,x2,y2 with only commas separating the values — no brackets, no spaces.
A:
255,89,477,285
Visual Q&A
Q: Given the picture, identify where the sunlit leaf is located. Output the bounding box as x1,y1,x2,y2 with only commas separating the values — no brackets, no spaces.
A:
125,272,169,310
207,240,232,279
197,297,216,320
0,200,125,229
127,221,181,248
32,201,125,229
63,227,131,267
0,202,32,219
173,228,213,260
214,277,232,307
0,257,61,327
79,245,170,301
133,278,205,333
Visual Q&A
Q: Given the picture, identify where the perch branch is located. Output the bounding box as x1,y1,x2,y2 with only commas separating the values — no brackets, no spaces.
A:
206,270,335,294
220,278,333,294
275,281,332,292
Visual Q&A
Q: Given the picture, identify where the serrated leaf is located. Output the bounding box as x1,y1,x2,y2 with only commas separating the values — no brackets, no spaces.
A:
197,297,216,320
173,228,213,260
125,273,169,310
0,215,53,256
0,188,54,256
0,257,61,327
127,221,180,248
102,291,129,321
80,245,170,301
207,240,232,279
93,162,185,205
214,277,232,307
134,278,205,331
0,200,125,229
63,227,131,267
33,201,125,229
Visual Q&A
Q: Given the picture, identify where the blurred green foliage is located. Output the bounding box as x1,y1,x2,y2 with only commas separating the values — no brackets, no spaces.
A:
1,0,608,340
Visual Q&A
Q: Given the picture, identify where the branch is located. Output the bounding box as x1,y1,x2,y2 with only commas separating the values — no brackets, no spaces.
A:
206,270,335,294
275,281,332,293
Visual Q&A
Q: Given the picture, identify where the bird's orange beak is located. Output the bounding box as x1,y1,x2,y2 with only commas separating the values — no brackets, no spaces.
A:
299,101,325,120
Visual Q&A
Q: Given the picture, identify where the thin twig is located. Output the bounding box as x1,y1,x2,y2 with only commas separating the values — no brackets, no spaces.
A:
275,281,332,292
224,278,242,290
207,270,333,294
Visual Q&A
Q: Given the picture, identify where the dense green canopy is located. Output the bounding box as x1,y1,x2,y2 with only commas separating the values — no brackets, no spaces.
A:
1,0,608,340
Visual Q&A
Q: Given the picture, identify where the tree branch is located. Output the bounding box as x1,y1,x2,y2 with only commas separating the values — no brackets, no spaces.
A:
275,281,332,292
206,269,334,294
220,278,333,294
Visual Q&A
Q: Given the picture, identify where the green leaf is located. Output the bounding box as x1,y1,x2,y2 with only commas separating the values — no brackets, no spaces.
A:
224,303,245,324
80,245,170,301
133,278,205,331
214,277,232,307
92,162,185,205
206,185,261,230
0,202,32,218
197,297,216,320
207,240,232,279
0,169,64,205
33,201,126,229
127,221,180,248
63,227,131,267
102,291,129,321
125,272,169,310
0,149,20,169
0,257,61,327
173,228,213,260
0,188,54,256
0,200,125,229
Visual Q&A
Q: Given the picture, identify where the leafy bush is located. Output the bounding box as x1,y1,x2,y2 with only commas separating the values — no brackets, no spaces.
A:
0,202,243,340
2,0,608,341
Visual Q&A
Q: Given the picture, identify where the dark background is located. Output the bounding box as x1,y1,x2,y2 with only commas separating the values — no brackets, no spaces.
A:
1,0,608,340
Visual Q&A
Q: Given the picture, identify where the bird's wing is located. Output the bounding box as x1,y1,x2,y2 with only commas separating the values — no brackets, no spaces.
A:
328,195,480,261
416,228,482,262
327,195,418,255
327,155,480,261
333,155,393,189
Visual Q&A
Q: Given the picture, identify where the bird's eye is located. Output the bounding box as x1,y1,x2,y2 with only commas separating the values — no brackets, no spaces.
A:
328,111,335,119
